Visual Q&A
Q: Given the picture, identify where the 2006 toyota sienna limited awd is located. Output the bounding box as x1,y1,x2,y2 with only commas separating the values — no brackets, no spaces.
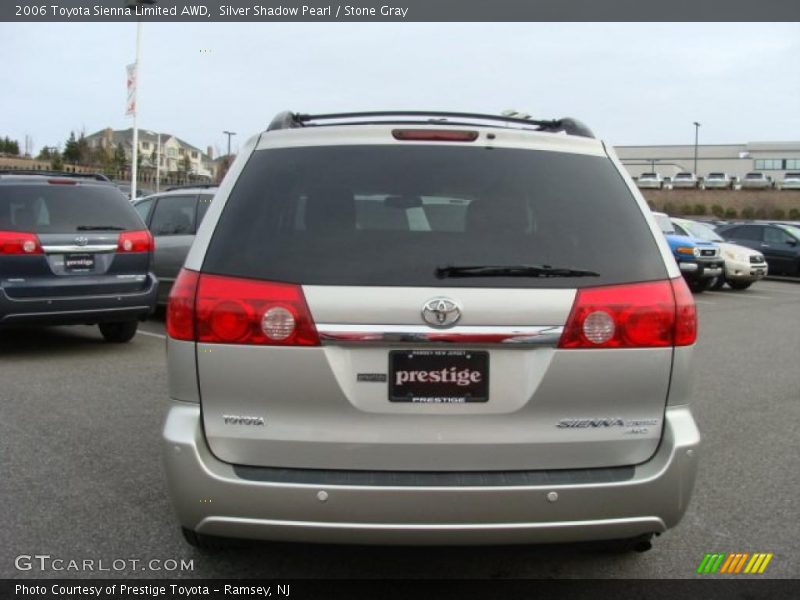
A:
162,111,700,551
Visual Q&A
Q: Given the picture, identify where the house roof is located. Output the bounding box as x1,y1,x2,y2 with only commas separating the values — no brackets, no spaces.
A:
85,128,212,161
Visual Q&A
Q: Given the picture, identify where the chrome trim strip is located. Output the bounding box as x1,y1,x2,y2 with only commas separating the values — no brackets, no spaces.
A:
316,324,564,347
42,244,118,253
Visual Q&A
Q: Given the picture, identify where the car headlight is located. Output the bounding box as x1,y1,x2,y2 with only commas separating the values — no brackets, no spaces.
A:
693,247,701,258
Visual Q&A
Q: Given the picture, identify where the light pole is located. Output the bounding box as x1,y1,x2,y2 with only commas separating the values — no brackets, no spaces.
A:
693,121,701,175
125,0,156,199
223,131,236,157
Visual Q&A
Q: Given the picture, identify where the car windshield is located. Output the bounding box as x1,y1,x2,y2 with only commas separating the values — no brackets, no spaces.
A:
707,173,724,179
745,173,762,179
680,220,723,242
675,173,692,179
785,173,800,179
779,225,800,239
653,213,675,234
640,173,657,179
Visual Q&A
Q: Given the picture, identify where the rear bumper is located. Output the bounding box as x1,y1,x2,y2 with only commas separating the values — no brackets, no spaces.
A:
163,402,700,545
0,275,157,326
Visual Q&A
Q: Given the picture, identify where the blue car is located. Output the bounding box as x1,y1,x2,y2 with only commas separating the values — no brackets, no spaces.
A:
652,212,724,292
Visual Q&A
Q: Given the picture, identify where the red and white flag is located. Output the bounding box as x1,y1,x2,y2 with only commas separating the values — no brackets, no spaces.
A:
125,62,137,116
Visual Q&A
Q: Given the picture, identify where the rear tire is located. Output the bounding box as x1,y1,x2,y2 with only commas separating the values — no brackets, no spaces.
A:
98,321,138,343
728,281,752,291
181,527,226,551
601,533,655,553
688,279,711,293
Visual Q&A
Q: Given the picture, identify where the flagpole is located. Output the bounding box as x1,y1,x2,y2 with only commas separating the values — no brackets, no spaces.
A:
130,20,141,200
155,133,161,193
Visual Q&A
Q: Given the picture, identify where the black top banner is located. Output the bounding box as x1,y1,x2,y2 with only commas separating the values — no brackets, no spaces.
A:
4,0,800,22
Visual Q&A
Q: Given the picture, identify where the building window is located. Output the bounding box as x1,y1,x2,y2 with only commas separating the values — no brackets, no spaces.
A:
754,158,784,170
142,142,150,150
786,159,800,170
191,151,198,159
167,148,176,157
179,148,185,156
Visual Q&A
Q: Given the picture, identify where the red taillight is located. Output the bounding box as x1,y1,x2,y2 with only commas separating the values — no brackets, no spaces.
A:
0,231,43,255
671,277,698,346
117,230,154,253
167,271,320,346
392,129,479,142
558,279,696,349
167,268,200,341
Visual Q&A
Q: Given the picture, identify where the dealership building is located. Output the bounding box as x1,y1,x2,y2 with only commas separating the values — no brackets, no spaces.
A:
615,141,800,180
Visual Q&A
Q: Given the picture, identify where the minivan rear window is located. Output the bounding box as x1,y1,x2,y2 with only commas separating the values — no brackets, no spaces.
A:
202,145,667,288
0,183,144,233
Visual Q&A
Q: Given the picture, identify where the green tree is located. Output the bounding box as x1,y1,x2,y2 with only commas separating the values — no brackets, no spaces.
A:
36,147,53,160
0,136,20,154
77,132,91,165
113,142,128,176
50,150,64,170
63,131,80,164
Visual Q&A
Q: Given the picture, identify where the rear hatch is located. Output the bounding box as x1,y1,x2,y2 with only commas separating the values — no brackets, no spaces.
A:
0,180,151,298
190,132,685,472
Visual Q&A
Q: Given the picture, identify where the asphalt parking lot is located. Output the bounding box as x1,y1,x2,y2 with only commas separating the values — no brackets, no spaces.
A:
2,280,799,579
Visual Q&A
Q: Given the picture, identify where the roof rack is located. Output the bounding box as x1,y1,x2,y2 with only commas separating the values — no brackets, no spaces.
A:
0,169,111,182
267,111,594,138
164,184,218,192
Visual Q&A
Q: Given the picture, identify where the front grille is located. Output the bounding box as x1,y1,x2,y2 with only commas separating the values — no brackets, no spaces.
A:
750,255,765,264
700,249,717,257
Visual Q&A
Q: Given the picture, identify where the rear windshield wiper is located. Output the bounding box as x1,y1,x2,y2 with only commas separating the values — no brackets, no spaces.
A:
76,225,126,231
435,264,600,279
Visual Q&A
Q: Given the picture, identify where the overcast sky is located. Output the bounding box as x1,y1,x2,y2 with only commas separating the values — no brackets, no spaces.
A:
3,22,799,155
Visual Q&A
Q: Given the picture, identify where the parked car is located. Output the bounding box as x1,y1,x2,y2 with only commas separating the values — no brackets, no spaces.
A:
652,211,723,292
162,110,700,552
717,222,800,276
671,218,767,290
636,172,664,189
114,181,153,200
132,186,216,304
701,172,734,189
740,172,774,190
0,173,157,342
671,172,699,189
778,172,800,190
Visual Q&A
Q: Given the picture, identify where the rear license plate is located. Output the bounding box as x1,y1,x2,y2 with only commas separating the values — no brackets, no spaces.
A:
389,350,489,403
64,253,95,271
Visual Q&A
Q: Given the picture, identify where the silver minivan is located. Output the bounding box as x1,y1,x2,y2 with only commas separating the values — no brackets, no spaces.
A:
162,111,700,551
